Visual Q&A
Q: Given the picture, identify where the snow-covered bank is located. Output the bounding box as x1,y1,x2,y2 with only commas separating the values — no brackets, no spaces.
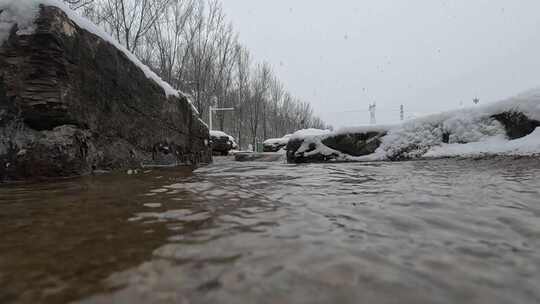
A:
287,89,540,163
424,129,540,158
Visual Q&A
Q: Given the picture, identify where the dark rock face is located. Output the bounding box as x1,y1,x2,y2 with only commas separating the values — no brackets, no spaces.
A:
492,112,540,140
285,141,323,164
322,132,386,157
0,6,211,181
286,132,385,163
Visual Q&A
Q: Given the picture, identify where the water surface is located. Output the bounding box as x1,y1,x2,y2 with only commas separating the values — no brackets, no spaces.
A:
1,157,540,303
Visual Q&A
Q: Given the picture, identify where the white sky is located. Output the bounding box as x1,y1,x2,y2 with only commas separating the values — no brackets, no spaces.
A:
221,0,540,128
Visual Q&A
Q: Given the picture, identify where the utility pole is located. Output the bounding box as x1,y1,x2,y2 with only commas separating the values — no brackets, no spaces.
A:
400,104,404,121
209,105,234,131
369,103,377,125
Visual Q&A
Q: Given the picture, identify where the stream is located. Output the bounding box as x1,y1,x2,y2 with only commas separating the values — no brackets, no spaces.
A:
1,157,540,303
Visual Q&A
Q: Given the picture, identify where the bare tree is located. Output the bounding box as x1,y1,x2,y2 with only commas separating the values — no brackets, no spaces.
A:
146,0,195,84
76,0,330,149
247,62,270,147
97,0,171,52
62,0,95,10
233,45,251,147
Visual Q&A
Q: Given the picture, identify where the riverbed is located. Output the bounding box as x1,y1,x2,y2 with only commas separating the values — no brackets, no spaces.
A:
1,157,540,303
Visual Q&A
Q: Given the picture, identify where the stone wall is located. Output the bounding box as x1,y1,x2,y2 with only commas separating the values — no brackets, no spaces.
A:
0,5,211,181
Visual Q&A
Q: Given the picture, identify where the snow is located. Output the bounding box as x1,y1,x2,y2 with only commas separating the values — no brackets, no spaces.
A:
264,129,331,150
375,109,506,160
228,136,238,149
334,124,394,136
263,134,291,146
424,128,540,158
291,88,540,161
210,130,231,138
0,0,200,116
290,128,331,139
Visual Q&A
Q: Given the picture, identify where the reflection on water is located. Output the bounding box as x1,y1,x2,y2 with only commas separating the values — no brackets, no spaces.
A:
1,157,540,303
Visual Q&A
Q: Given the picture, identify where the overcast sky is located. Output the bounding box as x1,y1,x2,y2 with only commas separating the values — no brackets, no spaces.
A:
222,0,540,128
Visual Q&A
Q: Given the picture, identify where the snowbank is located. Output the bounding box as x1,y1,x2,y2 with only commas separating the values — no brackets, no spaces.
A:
265,129,331,145
334,124,394,136
0,0,200,115
263,134,291,146
290,128,332,139
288,88,540,162
424,129,540,158
263,135,291,152
210,130,230,138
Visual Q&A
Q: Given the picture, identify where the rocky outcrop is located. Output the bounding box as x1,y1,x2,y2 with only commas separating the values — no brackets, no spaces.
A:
262,136,290,152
0,5,211,181
286,138,333,163
286,110,540,163
322,132,386,157
286,131,386,163
263,143,285,153
492,111,540,140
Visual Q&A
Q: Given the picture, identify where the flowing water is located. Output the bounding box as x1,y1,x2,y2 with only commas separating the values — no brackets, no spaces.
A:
1,157,540,304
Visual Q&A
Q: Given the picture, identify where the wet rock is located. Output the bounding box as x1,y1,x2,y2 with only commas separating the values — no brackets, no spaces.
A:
263,142,286,152
492,111,540,140
322,132,386,157
442,132,451,144
0,6,211,181
234,152,285,162
286,139,336,163
286,132,385,163
263,135,291,152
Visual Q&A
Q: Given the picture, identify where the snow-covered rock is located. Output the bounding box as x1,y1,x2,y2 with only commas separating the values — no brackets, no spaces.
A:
287,89,540,163
209,130,230,138
290,128,332,138
263,135,291,152
263,129,330,152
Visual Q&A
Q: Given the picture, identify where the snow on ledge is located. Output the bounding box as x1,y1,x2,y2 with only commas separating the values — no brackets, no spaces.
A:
264,129,331,147
263,134,291,146
288,128,332,140
210,130,231,138
0,0,200,115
